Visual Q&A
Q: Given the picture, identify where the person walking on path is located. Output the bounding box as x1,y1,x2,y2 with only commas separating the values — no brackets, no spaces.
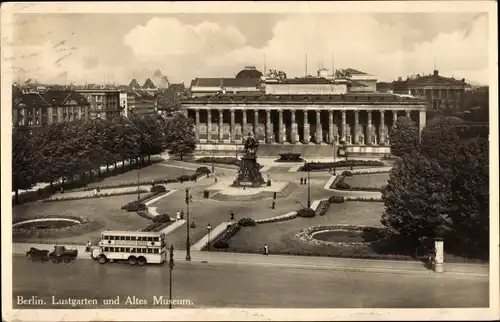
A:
263,244,269,255
230,211,235,221
300,178,304,185
176,210,181,221
85,240,92,253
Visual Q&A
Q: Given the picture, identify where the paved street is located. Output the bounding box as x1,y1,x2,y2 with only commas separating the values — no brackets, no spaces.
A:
12,255,488,309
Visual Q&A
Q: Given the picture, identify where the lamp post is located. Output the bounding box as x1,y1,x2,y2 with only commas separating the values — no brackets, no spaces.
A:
185,188,191,261
168,244,174,309
307,168,311,209
206,223,212,251
332,139,337,175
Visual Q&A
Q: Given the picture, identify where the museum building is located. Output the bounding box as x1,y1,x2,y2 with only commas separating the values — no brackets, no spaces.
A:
181,67,428,155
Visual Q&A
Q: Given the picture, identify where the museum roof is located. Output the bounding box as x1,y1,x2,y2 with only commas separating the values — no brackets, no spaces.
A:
190,77,260,88
394,70,466,87
181,92,427,105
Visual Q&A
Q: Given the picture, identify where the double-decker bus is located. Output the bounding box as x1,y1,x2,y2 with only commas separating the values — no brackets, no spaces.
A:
91,230,167,266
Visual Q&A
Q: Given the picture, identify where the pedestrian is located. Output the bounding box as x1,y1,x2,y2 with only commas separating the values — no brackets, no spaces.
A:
263,244,269,255
180,210,184,220
93,188,98,196
304,178,307,185
60,186,64,194
190,219,196,228
96,186,100,193
230,211,235,221
300,178,303,185
214,177,218,183
85,240,92,252
271,201,275,209
176,210,181,221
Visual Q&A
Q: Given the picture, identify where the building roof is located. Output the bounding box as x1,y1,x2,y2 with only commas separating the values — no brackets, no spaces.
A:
376,82,394,92
236,66,263,79
143,78,156,89
343,68,369,75
129,79,140,88
16,90,89,109
350,80,368,87
395,70,466,87
274,77,335,84
181,92,426,105
190,77,260,88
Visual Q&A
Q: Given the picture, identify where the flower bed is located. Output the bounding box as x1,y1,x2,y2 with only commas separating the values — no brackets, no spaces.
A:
297,225,387,248
297,208,315,218
141,221,173,232
43,189,148,202
300,160,385,171
12,215,100,240
315,200,330,216
238,217,256,227
344,196,383,202
255,211,298,224
196,157,264,169
204,223,241,251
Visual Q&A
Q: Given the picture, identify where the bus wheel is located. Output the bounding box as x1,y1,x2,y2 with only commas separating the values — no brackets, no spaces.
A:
137,257,147,266
128,256,137,266
98,255,107,264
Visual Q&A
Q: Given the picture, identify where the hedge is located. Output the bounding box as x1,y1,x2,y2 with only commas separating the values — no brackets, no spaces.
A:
141,221,172,232
205,223,241,251
43,189,147,202
297,208,315,218
238,217,256,227
122,201,147,212
153,213,171,223
214,240,230,249
275,153,304,163
150,185,167,193
196,157,240,166
342,170,353,176
300,160,385,171
315,200,330,216
196,166,211,174
328,196,345,203
255,212,298,224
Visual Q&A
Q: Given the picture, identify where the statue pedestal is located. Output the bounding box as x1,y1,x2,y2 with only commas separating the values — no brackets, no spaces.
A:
232,154,265,188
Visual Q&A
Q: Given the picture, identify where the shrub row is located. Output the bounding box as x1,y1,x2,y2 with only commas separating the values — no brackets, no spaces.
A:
43,189,148,202
153,213,172,223
345,196,383,202
328,196,345,203
275,153,304,163
238,217,256,227
141,221,172,232
150,185,167,193
208,223,241,250
255,211,298,224
121,188,170,212
297,208,315,218
196,166,211,174
12,215,101,240
196,157,240,166
300,160,385,171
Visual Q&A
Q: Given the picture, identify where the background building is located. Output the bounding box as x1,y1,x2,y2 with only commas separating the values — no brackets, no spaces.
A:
392,70,466,110
75,89,121,120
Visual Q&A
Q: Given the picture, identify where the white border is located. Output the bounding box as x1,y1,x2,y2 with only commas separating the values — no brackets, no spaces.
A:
1,1,498,321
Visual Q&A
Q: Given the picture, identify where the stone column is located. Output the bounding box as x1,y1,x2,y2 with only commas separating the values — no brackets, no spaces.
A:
419,110,426,134
303,110,310,144
291,110,298,144
242,110,247,135
353,110,359,144
366,110,372,145
266,109,272,143
341,110,346,142
379,110,385,145
328,110,334,144
315,110,322,144
392,111,398,130
218,109,224,141
278,109,284,144
254,110,259,135
207,109,212,142
195,109,200,142
230,109,235,143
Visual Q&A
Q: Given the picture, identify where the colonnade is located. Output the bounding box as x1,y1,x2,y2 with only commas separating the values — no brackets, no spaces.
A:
190,108,426,146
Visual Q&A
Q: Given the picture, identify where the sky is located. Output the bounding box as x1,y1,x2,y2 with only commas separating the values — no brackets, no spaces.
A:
6,12,490,86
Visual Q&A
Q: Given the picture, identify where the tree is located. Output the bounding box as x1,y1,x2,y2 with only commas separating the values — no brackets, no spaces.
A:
381,152,453,247
112,116,141,167
36,123,67,188
389,116,420,157
130,115,166,164
449,138,489,254
419,116,461,173
12,127,38,204
164,112,196,160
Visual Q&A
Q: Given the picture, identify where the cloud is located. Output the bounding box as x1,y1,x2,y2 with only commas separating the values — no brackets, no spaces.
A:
10,13,490,85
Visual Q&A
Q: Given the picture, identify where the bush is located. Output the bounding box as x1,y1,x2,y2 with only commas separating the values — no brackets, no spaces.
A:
196,157,240,166
342,170,353,176
276,153,304,162
206,223,241,250
150,185,167,193
328,196,345,203
196,166,211,174
238,217,256,227
177,174,192,182
214,240,230,249
122,201,147,212
297,208,315,218
335,181,351,190
300,160,385,171
153,213,171,223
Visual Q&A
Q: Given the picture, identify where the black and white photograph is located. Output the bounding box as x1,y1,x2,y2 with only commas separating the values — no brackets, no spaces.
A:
1,1,498,321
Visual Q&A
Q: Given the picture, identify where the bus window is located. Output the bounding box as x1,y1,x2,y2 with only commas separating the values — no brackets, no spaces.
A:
104,247,109,251
147,237,153,242
153,249,159,254
125,248,130,252
143,248,147,253
126,236,131,241
147,249,153,254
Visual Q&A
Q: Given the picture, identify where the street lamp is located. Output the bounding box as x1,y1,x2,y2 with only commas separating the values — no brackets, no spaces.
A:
168,244,174,309
206,223,212,251
185,188,191,261
332,139,337,175
307,168,311,209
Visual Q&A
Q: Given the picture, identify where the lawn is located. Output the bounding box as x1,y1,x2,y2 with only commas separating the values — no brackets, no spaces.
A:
226,201,385,257
12,195,151,244
86,164,195,188
155,173,336,250
343,173,390,190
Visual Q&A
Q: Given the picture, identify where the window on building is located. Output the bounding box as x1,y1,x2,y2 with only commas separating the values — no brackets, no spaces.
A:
35,118,40,125
28,120,33,125
53,115,58,123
